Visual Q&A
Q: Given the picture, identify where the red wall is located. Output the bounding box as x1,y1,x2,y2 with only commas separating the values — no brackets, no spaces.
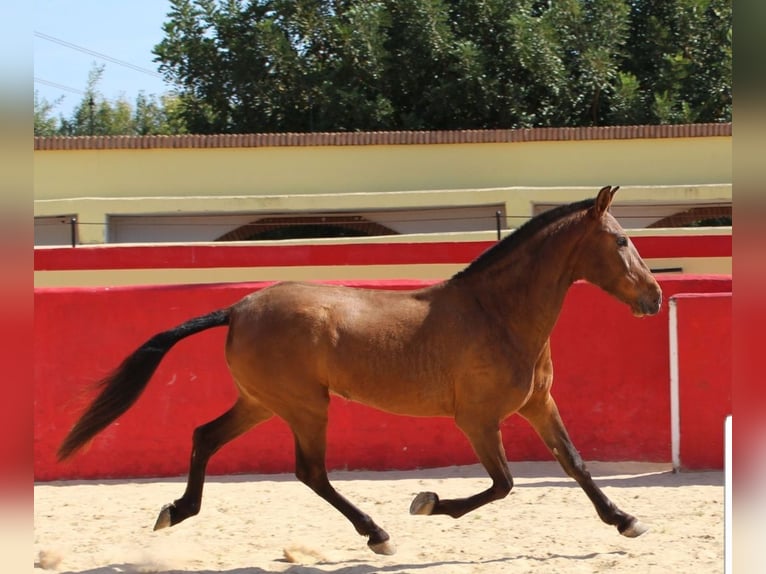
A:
34,275,731,481
673,293,732,470
34,234,732,271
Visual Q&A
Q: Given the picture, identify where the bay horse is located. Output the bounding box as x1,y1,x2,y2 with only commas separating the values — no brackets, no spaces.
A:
57,185,662,555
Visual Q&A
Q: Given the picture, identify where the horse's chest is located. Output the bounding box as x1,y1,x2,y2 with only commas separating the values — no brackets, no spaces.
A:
452,354,536,417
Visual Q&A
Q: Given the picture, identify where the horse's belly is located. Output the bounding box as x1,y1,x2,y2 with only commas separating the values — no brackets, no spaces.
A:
328,370,454,418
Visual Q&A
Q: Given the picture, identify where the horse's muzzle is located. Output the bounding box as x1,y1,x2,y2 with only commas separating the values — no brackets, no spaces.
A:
633,291,662,317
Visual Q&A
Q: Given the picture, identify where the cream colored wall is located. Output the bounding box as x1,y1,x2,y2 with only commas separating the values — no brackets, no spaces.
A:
34,135,731,244
34,137,732,199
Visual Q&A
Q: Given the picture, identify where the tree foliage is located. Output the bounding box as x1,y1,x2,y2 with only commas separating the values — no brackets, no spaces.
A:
621,0,732,124
36,0,731,136
152,0,730,133
34,65,188,136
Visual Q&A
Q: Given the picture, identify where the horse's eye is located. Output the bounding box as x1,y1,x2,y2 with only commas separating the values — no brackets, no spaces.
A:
616,236,629,248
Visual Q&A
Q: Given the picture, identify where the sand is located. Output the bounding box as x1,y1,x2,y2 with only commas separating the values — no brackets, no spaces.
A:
34,461,723,574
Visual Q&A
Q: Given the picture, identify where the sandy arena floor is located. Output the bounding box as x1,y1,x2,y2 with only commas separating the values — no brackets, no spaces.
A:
34,461,723,574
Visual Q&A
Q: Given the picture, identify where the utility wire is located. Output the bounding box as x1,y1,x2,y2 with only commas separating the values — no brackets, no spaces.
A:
34,77,86,96
35,208,730,228
34,31,164,79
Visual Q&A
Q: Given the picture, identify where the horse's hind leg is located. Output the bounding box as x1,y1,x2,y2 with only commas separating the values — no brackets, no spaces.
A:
287,405,394,555
519,393,647,537
154,397,273,530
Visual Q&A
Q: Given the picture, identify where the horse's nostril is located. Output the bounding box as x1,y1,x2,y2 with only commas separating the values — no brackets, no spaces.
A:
635,293,661,316
642,296,662,315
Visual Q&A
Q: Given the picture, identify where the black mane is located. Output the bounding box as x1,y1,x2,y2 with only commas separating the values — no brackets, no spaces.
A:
452,197,596,279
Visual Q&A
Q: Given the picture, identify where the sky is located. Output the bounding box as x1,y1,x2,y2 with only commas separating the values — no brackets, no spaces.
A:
34,0,174,118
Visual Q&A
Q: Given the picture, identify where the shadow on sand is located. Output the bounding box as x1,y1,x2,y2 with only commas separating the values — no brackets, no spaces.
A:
48,549,628,574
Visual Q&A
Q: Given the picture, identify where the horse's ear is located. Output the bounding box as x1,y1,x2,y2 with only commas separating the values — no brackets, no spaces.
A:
591,185,618,218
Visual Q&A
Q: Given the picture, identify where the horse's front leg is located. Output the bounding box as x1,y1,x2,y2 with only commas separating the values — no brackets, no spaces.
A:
519,392,648,537
409,419,514,518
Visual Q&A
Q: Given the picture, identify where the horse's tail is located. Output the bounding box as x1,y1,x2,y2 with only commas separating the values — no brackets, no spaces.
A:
57,308,231,462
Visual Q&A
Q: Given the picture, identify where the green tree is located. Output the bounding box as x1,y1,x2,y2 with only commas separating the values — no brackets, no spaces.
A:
502,0,631,126
617,0,732,124
58,65,120,135
151,0,731,132
34,91,63,136
34,64,188,136
133,92,189,135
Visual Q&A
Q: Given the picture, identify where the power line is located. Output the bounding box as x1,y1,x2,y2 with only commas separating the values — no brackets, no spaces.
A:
34,77,86,96
35,207,731,228
34,31,164,79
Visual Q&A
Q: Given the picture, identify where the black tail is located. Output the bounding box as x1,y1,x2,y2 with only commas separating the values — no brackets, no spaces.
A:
57,308,231,461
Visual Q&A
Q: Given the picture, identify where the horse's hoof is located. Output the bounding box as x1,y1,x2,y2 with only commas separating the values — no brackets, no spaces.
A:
620,519,649,538
153,503,174,531
368,539,396,555
409,491,438,515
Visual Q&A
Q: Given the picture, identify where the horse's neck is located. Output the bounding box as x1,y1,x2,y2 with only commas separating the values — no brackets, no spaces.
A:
457,221,585,350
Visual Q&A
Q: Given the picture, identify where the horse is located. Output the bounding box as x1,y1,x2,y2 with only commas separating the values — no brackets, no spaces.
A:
57,185,662,556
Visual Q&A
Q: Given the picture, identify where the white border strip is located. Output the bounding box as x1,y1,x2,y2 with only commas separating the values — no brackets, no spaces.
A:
669,298,681,471
724,414,732,574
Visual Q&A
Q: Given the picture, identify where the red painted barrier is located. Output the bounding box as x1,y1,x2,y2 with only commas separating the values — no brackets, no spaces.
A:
671,293,732,470
34,276,731,481
34,234,731,271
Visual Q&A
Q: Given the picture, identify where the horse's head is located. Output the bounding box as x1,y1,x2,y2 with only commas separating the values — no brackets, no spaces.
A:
576,186,662,317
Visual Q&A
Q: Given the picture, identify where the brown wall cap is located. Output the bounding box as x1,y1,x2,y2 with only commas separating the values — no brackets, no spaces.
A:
34,123,732,151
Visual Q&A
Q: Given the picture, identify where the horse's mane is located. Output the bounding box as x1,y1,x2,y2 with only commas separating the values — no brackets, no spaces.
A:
452,197,596,280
